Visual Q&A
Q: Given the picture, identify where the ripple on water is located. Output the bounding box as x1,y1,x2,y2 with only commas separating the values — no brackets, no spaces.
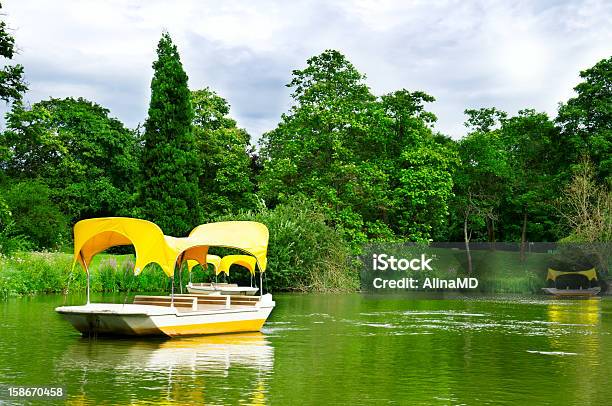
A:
261,326,308,334
359,323,397,328
526,350,579,356
402,310,488,317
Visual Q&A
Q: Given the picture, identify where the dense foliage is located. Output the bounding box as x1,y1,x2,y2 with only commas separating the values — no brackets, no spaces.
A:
0,8,610,291
1,98,140,224
192,88,257,220
259,51,456,244
556,56,612,183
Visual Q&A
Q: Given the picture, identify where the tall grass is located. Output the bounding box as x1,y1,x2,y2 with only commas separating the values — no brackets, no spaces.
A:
0,252,172,299
360,244,549,294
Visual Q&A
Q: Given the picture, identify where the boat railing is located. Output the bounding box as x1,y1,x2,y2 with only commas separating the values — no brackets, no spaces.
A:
175,294,260,309
133,294,261,311
189,282,239,287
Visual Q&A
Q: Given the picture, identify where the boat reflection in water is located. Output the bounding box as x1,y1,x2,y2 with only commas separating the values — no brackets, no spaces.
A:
145,333,274,375
58,333,274,404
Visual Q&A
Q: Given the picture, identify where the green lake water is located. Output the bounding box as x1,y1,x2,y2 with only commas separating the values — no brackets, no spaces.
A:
1,293,611,405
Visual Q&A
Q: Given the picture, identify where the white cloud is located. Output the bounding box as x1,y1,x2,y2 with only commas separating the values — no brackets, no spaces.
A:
2,0,611,141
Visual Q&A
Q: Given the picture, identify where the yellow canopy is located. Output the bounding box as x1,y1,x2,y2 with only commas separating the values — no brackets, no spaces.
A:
73,217,176,276
164,236,209,270
189,221,269,272
73,217,269,278
546,268,597,281
219,255,257,276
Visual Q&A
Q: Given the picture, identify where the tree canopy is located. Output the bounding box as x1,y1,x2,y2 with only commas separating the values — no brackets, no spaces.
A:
1,97,140,222
557,56,612,183
0,2,26,104
192,88,257,221
260,50,456,244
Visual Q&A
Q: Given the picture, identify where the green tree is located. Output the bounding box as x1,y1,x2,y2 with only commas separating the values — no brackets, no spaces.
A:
499,109,561,254
141,32,200,235
191,88,257,220
259,50,379,243
464,107,507,133
452,108,510,270
556,56,612,183
1,98,140,221
0,2,27,103
381,90,457,241
260,50,456,243
0,195,31,255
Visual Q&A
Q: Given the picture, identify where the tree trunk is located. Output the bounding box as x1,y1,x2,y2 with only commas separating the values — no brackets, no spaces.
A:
464,215,472,274
520,212,527,262
487,217,496,250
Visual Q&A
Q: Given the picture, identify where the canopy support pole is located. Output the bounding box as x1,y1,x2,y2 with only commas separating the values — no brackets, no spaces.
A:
179,263,183,294
259,272,263,295
80,251,91,305
171,276,175,308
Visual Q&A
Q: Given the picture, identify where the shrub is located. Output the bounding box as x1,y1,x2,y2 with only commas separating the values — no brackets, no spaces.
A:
3,180,68,249
215,198,359,292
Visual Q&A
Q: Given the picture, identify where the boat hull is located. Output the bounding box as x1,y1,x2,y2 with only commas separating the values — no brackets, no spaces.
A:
542,287,601,297
56,298,274,337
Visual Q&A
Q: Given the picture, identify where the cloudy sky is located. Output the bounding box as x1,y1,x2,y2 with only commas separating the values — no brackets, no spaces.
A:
2,0,611,141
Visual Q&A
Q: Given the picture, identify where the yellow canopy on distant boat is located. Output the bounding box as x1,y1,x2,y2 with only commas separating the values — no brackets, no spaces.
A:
219,255,257,276
73,217,269,277
186,255,221,273
207,255,221,272
546,268,597,281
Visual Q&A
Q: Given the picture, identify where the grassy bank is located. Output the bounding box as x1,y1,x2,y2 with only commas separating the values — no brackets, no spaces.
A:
0,250,360,299
423,247,549,293
360,246,551,294
0,247,553,299
0,252,175,299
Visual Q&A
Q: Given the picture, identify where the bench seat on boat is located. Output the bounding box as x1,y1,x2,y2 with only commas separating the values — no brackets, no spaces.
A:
133,295,198,310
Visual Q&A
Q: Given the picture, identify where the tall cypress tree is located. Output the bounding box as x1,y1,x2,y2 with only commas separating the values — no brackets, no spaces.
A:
141,32,200,235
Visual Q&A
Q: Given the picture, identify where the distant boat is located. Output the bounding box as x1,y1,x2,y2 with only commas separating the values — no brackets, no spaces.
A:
542,268,601,298
187,254,260,295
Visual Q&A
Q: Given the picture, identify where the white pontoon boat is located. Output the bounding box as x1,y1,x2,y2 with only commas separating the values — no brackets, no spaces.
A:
56,217,275,337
